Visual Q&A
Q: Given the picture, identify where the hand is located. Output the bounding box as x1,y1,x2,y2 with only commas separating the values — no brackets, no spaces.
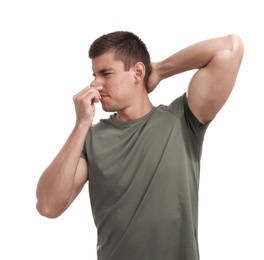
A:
73,85,102,126
146,62,161,93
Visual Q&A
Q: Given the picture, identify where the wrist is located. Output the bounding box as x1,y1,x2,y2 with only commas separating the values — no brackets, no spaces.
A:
74,119,91,134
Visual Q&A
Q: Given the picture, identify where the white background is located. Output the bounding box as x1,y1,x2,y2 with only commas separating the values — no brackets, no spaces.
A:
0,0,263,259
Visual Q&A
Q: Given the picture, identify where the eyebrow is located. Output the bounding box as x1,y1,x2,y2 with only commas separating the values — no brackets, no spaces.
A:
92,68,112,77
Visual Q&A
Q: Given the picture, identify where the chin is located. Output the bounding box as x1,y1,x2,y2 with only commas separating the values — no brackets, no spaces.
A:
101,104,117,113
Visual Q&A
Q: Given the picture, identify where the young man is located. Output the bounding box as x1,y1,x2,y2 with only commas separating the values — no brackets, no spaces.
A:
36,31,244,259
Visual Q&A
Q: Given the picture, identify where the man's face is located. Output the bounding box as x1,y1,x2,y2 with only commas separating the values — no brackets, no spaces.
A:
91,52,136,112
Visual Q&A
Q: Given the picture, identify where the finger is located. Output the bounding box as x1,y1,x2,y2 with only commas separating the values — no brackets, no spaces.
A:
73,86,100,101
73,86,93,98
90,83,104,94
83,89,101,104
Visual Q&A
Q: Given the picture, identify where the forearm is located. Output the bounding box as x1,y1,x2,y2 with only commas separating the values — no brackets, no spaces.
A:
157,34,239,80
36,123,88,217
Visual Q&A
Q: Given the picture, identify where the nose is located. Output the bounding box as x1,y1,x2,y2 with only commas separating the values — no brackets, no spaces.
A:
90,80,103,94
90,80,103,89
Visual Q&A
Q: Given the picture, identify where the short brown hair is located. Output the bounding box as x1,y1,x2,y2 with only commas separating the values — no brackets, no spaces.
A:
89,31,151,86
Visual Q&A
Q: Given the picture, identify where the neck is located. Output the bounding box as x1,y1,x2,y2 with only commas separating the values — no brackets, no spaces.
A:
115,96,153,122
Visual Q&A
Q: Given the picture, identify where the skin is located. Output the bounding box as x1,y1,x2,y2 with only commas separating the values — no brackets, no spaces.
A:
90,52,153,122
36,34,244,218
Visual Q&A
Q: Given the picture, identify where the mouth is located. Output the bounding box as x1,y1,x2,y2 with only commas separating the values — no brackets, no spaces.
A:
100,94,110,100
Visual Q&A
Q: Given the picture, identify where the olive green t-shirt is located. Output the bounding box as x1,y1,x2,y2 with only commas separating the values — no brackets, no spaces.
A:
81,93,210,260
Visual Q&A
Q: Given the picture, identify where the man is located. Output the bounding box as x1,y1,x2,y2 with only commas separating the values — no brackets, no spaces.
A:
36,31,244,259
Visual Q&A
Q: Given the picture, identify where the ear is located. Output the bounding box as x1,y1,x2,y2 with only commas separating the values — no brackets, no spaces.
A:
134,62,146,83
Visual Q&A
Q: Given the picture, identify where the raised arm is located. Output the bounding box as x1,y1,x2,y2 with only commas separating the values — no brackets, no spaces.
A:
148,34,244,123
36,86,102,218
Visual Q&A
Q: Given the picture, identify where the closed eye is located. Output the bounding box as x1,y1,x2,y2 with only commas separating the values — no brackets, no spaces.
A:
92,69,113,78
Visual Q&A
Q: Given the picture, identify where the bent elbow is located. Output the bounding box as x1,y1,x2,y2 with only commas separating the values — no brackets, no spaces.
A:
36,201,63,219
229,33,244,59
